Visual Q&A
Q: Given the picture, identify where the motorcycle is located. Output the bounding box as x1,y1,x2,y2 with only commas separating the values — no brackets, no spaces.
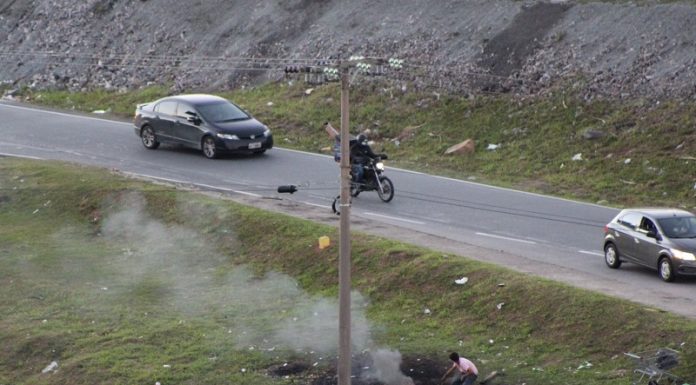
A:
350,155,394,202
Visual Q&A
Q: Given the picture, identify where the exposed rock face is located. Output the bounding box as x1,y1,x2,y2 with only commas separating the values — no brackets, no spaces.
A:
1,0,695,99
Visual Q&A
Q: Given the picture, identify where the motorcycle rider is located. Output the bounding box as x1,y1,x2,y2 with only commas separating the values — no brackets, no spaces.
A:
349,133,380,187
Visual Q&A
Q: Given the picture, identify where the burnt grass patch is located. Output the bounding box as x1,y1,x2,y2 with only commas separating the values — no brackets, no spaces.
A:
268,354,452,385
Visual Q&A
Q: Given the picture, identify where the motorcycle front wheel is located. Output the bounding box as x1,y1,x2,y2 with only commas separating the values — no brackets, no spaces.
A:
377,176,394,202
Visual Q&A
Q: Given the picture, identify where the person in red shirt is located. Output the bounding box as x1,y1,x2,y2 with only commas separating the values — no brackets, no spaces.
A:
440,352,479,385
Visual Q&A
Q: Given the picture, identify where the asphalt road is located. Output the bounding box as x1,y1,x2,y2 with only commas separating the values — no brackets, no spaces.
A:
1,100,694,318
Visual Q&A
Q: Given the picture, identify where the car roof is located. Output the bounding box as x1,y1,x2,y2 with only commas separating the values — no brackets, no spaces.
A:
159,94,228,106
619,208,695,219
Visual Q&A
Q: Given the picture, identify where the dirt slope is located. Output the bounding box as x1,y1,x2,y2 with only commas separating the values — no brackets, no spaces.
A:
1,0,696,99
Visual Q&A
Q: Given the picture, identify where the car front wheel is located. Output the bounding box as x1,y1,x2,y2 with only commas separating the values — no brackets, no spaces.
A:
202,136,218,159
604,243,621,268
659,257,676,282
141,126,159,149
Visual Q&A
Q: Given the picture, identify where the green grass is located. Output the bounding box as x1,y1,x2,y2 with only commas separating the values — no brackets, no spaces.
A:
1,158,695,385
15,82,696,210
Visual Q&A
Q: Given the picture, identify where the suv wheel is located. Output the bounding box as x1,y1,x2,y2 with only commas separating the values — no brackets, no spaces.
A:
604,243,621,268
659,257,676,282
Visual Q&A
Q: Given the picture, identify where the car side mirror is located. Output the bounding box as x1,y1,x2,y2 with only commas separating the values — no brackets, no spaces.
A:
647,230,659,240
185,111,201,125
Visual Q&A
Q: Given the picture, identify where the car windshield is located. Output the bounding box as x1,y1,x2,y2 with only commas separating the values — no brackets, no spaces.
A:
197,101,249,123
658,216,696,238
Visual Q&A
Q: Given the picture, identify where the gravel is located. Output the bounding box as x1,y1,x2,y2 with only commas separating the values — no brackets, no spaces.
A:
1,0,695,99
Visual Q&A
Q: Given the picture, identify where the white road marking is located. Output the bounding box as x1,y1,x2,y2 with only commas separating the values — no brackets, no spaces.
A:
302,201,331,210
362,212,426,225
232,190,262,198
475,232,537,245
0,102,131,126
0,152,44,160
579,250,603,256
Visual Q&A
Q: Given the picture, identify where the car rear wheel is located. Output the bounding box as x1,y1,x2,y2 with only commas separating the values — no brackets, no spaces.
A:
604,243,621,268
659,257,676,282
141,126,159,149
202,136,217,159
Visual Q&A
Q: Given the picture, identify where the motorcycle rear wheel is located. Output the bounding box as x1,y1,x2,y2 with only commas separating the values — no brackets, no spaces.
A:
377,176,394,202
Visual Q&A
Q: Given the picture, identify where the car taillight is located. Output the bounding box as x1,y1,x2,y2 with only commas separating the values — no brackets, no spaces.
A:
603,225,609,234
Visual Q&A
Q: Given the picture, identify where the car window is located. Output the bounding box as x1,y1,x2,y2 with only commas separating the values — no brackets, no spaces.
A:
617,212,641,229
176,103,196,117
638,217,657,234
155,101,178,115
658,216,696,238
197,101,249,123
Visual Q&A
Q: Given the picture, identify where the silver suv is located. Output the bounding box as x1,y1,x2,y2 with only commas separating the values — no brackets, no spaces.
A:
603,208,696,282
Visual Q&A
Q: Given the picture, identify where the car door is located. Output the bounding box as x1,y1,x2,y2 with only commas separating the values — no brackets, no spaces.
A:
173,103,205,148
614,212,642,262
635,216,663,268
153,100,179,142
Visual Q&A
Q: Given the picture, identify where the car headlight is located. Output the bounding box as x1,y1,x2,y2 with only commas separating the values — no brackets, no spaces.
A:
375,161,385,171
217,133,239,140
671,249,696,261
263,128,271,137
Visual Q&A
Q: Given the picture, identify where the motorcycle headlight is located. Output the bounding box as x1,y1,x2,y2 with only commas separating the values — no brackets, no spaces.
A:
671,249,696,261
375,162,385,171
217,133,239,140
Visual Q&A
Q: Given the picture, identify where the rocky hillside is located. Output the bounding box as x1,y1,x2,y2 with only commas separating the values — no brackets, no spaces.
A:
2,0,696,100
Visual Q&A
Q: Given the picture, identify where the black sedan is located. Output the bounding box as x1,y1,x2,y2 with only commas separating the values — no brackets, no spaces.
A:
603,208,696,282
133,94,273,158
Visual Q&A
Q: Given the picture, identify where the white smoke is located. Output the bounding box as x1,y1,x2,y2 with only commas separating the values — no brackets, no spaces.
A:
96,192,410,381
364,349,415,385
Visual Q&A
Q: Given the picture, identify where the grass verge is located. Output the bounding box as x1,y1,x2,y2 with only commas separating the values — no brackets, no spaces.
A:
1,157,695,385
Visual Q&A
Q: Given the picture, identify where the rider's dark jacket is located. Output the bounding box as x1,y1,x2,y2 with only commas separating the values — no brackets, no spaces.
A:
349,138,378,165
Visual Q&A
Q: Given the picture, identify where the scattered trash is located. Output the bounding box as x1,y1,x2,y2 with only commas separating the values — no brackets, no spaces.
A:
163,364,171,368
571,153,583,161
241,368,246,373
305,88,314,95
454,277,468,285
479,370,498,385
92,109,107,114
624,158,631,164
423,308,431,315
497,283,505,287
318,236,330,249
42,361,58,373
489,339,494,344
486,143,500,151
33,209,39,214
577,361,593,370
445,139,475,155
266,102,274,106
496,302,505,310
155,382,161,385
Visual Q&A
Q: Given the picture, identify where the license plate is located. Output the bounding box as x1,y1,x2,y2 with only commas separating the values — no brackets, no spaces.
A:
248,142,261,149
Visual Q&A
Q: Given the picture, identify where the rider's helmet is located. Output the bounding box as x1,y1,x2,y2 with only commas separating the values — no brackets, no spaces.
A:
357,133,368,145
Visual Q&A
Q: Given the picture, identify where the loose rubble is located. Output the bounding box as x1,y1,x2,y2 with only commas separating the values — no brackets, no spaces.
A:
0,1,695,100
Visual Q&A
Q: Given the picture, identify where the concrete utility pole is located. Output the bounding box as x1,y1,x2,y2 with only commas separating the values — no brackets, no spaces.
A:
337,66,352,385
282,56,403,385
